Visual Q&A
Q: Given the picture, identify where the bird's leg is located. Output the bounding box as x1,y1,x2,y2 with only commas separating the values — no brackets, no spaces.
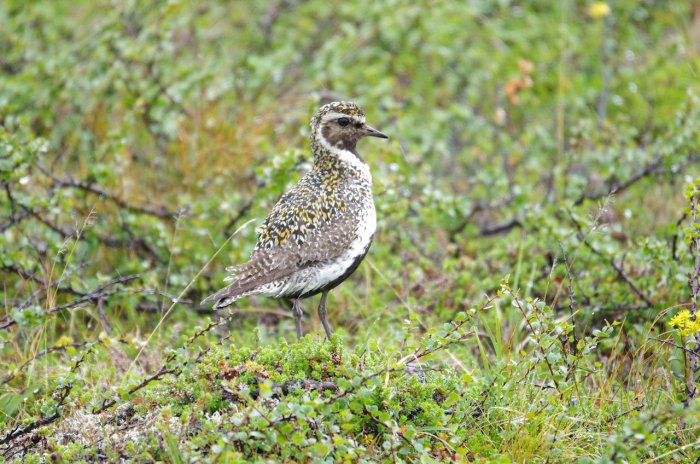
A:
317,290,333,340
292,299,304,340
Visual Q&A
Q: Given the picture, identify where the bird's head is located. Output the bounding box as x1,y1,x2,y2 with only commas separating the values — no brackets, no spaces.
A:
310,101,388,156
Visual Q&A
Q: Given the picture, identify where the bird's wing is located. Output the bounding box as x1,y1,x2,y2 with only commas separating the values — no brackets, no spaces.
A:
201,181,359,306
246,197,359,283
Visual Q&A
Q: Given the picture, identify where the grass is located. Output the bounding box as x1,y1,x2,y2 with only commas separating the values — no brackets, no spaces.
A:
2,0,700,462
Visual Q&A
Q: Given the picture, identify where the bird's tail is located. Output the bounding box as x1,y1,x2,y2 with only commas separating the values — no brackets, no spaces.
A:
202,253,291,309
200,286,257,310
200,263,255,309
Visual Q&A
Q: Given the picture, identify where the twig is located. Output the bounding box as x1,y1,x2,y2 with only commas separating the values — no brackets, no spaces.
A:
568,210,654,308
92,364,181,415
0,384,71,447
124,218,257,379
605,403,645,424
0,340,97,385
0,274,142,331
649,337,700,358
448,196,516,239
16,261,91,310
671,211,688,262
260,0,291,46
574,157,663,206
23,206,164,262
574,154,699,206
223,197,254,237
0,209,29,232
574,156,664,206
687,187,700,400
92,309,241,414
558,242,579,351
2,264,51,287
479,217,522,236
248,380,339,399
38,164,179,220
0,346,91,453
0,181,30,232
510,292,562,394
398,294,496,365
220,388,286,436
363,405,415,451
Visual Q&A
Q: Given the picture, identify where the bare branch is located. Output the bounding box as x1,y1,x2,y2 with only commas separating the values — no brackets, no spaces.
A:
0,347,90,454
574,153,698,206
247,380,338,400
568,210,654,308
558,242,579,352
223,197,255,237
479,217,522,236
38,164,179,220
0,385,71,447
0,274,143,331
91,310,239,414
0,340,97,386
687,188,700,400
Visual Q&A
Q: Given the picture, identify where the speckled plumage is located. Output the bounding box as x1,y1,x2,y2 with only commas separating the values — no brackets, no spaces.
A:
202,101,388,339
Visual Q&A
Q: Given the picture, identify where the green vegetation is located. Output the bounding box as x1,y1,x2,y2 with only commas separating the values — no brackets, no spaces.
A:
2,0,700,461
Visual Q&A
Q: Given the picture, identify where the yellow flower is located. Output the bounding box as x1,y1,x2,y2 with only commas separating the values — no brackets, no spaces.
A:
55,335,74,347
669,310,700,336
669,310,691,328
588,2,611,19
683,318,700,336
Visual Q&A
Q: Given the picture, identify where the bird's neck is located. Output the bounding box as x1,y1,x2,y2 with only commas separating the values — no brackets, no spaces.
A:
311,133,371,180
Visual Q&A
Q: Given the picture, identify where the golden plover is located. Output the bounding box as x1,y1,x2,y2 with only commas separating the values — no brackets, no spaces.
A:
202,101,387,339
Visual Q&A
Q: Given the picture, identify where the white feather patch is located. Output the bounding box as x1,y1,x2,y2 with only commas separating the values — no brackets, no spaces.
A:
269,202,376,298
317,135,371,178
321,111,365,124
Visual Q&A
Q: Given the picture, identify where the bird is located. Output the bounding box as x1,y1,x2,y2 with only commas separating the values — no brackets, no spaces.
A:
201,101,388,340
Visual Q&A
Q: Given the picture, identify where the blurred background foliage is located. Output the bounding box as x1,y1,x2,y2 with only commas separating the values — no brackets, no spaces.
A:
1,0,700,461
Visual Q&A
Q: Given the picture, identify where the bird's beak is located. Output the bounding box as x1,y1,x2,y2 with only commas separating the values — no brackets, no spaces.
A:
362,124,389,139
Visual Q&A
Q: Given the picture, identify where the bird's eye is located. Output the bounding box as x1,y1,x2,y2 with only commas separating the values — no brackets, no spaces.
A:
337,117,350,126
